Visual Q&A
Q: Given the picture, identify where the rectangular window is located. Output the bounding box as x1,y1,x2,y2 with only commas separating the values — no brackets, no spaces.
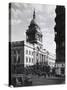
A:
26,50,28,54
29,58,31,62
32,52,33,55
14,56,16,63
32,58,33,63
17,56,20,63
29,51,31,55
26,57,28,62
44,55,45,62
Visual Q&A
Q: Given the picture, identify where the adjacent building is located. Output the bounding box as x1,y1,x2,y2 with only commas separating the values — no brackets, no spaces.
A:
54,6,65,76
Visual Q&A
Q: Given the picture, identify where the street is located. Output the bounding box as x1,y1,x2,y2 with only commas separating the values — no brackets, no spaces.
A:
32,75,65,86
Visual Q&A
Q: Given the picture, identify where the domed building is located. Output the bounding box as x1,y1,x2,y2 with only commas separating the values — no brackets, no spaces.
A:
10,9,56,86
11,10,55,69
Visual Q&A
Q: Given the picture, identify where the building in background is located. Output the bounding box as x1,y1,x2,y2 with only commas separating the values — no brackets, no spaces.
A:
47,52,56,68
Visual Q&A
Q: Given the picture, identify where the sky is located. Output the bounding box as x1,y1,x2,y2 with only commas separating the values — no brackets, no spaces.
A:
11,3,56,54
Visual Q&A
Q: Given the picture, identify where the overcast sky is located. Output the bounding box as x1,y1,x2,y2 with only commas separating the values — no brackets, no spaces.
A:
11,3,56,54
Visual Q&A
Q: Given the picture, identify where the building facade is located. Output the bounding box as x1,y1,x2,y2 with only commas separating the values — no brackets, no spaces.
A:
11,41,49,67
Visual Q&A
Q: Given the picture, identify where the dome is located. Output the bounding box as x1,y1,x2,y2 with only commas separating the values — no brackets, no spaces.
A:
27,9,42,36
30,10,42,35
30,19,42,35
